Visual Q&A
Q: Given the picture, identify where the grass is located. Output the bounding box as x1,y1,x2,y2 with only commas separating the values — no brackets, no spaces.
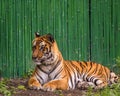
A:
0,79,26,96
0,79,12,96
86,82,120,96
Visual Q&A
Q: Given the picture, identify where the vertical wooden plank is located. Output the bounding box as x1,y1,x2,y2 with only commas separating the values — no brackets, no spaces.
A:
62,0,68,59
2,0,6,77
7,0,12,77
99,0,104,64
0,0,2,77
6,0,10,77
13,0,17,77
67,0,72,60
71,0,77,60
107,0,115,65
54,0,60,48
109,0,115,66
8,0,13,77
22,0,27,75
42,0,47,33
23,0,27,77
114,0,120,59
82,0,90,61
21,0,25,77
55,0,62,56
98,0,103,63
67,0,75,60
1,0,7,77
36,0,42,33
73,0,78,60
15,0,20,77
76,0,83,60
25,0,33,76
118,0,120,57
104,0,109,65
59,0,64,57
90,0,97,62
52,0,57,35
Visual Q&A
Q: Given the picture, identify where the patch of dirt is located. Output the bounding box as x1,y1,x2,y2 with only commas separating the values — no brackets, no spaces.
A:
0,78,87,96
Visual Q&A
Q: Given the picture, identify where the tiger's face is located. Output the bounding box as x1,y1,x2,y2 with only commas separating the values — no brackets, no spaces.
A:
32,33,57,65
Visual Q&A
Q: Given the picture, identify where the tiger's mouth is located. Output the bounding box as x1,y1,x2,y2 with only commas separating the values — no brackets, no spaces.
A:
32,58,45,65
32,52,55,65
32,56,53,65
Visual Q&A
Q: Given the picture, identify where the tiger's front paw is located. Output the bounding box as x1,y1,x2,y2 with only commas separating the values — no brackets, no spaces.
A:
29,82,42,90
28,77,42,90
42,83,56,91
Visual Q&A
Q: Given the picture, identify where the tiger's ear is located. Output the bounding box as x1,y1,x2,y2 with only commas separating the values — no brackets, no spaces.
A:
35,32,40,37
46,33,54,43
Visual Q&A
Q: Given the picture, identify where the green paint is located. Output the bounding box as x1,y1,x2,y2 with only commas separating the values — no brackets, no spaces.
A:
0,0,120,78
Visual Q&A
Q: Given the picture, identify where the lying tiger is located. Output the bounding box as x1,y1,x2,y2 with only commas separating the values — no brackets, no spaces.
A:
28,33,118,91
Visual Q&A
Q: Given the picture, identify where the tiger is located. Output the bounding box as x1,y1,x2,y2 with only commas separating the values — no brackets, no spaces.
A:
28,32,118,91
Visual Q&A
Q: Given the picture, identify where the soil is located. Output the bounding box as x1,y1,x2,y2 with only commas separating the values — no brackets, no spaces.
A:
0,78,87,96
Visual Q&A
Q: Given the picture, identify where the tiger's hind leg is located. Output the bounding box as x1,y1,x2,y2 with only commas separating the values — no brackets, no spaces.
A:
77,80,108,90
77,81,89,90
77,81,95,90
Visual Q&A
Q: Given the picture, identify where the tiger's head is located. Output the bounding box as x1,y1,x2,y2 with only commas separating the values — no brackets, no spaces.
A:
32,32,60,65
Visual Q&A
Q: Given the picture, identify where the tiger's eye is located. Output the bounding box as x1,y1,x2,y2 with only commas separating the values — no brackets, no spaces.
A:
40,45,44,50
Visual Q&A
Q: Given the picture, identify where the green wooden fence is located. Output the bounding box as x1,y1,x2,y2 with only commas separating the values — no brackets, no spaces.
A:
0,0,120,78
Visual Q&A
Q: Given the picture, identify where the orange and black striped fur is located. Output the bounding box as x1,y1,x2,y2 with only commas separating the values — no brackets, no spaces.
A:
28,33,118,91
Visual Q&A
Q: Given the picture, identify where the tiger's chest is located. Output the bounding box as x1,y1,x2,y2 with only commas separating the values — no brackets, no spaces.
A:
38,64,64,84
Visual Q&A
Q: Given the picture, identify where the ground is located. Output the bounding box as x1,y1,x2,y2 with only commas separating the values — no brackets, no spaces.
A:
0,78,86,96
0,78,120,96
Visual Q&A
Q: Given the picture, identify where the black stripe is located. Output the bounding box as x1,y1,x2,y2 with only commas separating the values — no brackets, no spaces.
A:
94,79,99,86
65,62,74,88
77,72,80,79
53,68,63,79
37,65,48,74
49,60,61,74
79,62,84,73
44,39,52,45
73,70,77,84
104,67,109,79
97,65,103,76
81,62,87,68
83,74,86,81
69,72,74,88
90,76,94,82
86,77,89,82
35,71,44,84
47,53,52,59
83,61,88,66
87,62,93,73
69,61,78,84
93,63,98,75
70,62,79,72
